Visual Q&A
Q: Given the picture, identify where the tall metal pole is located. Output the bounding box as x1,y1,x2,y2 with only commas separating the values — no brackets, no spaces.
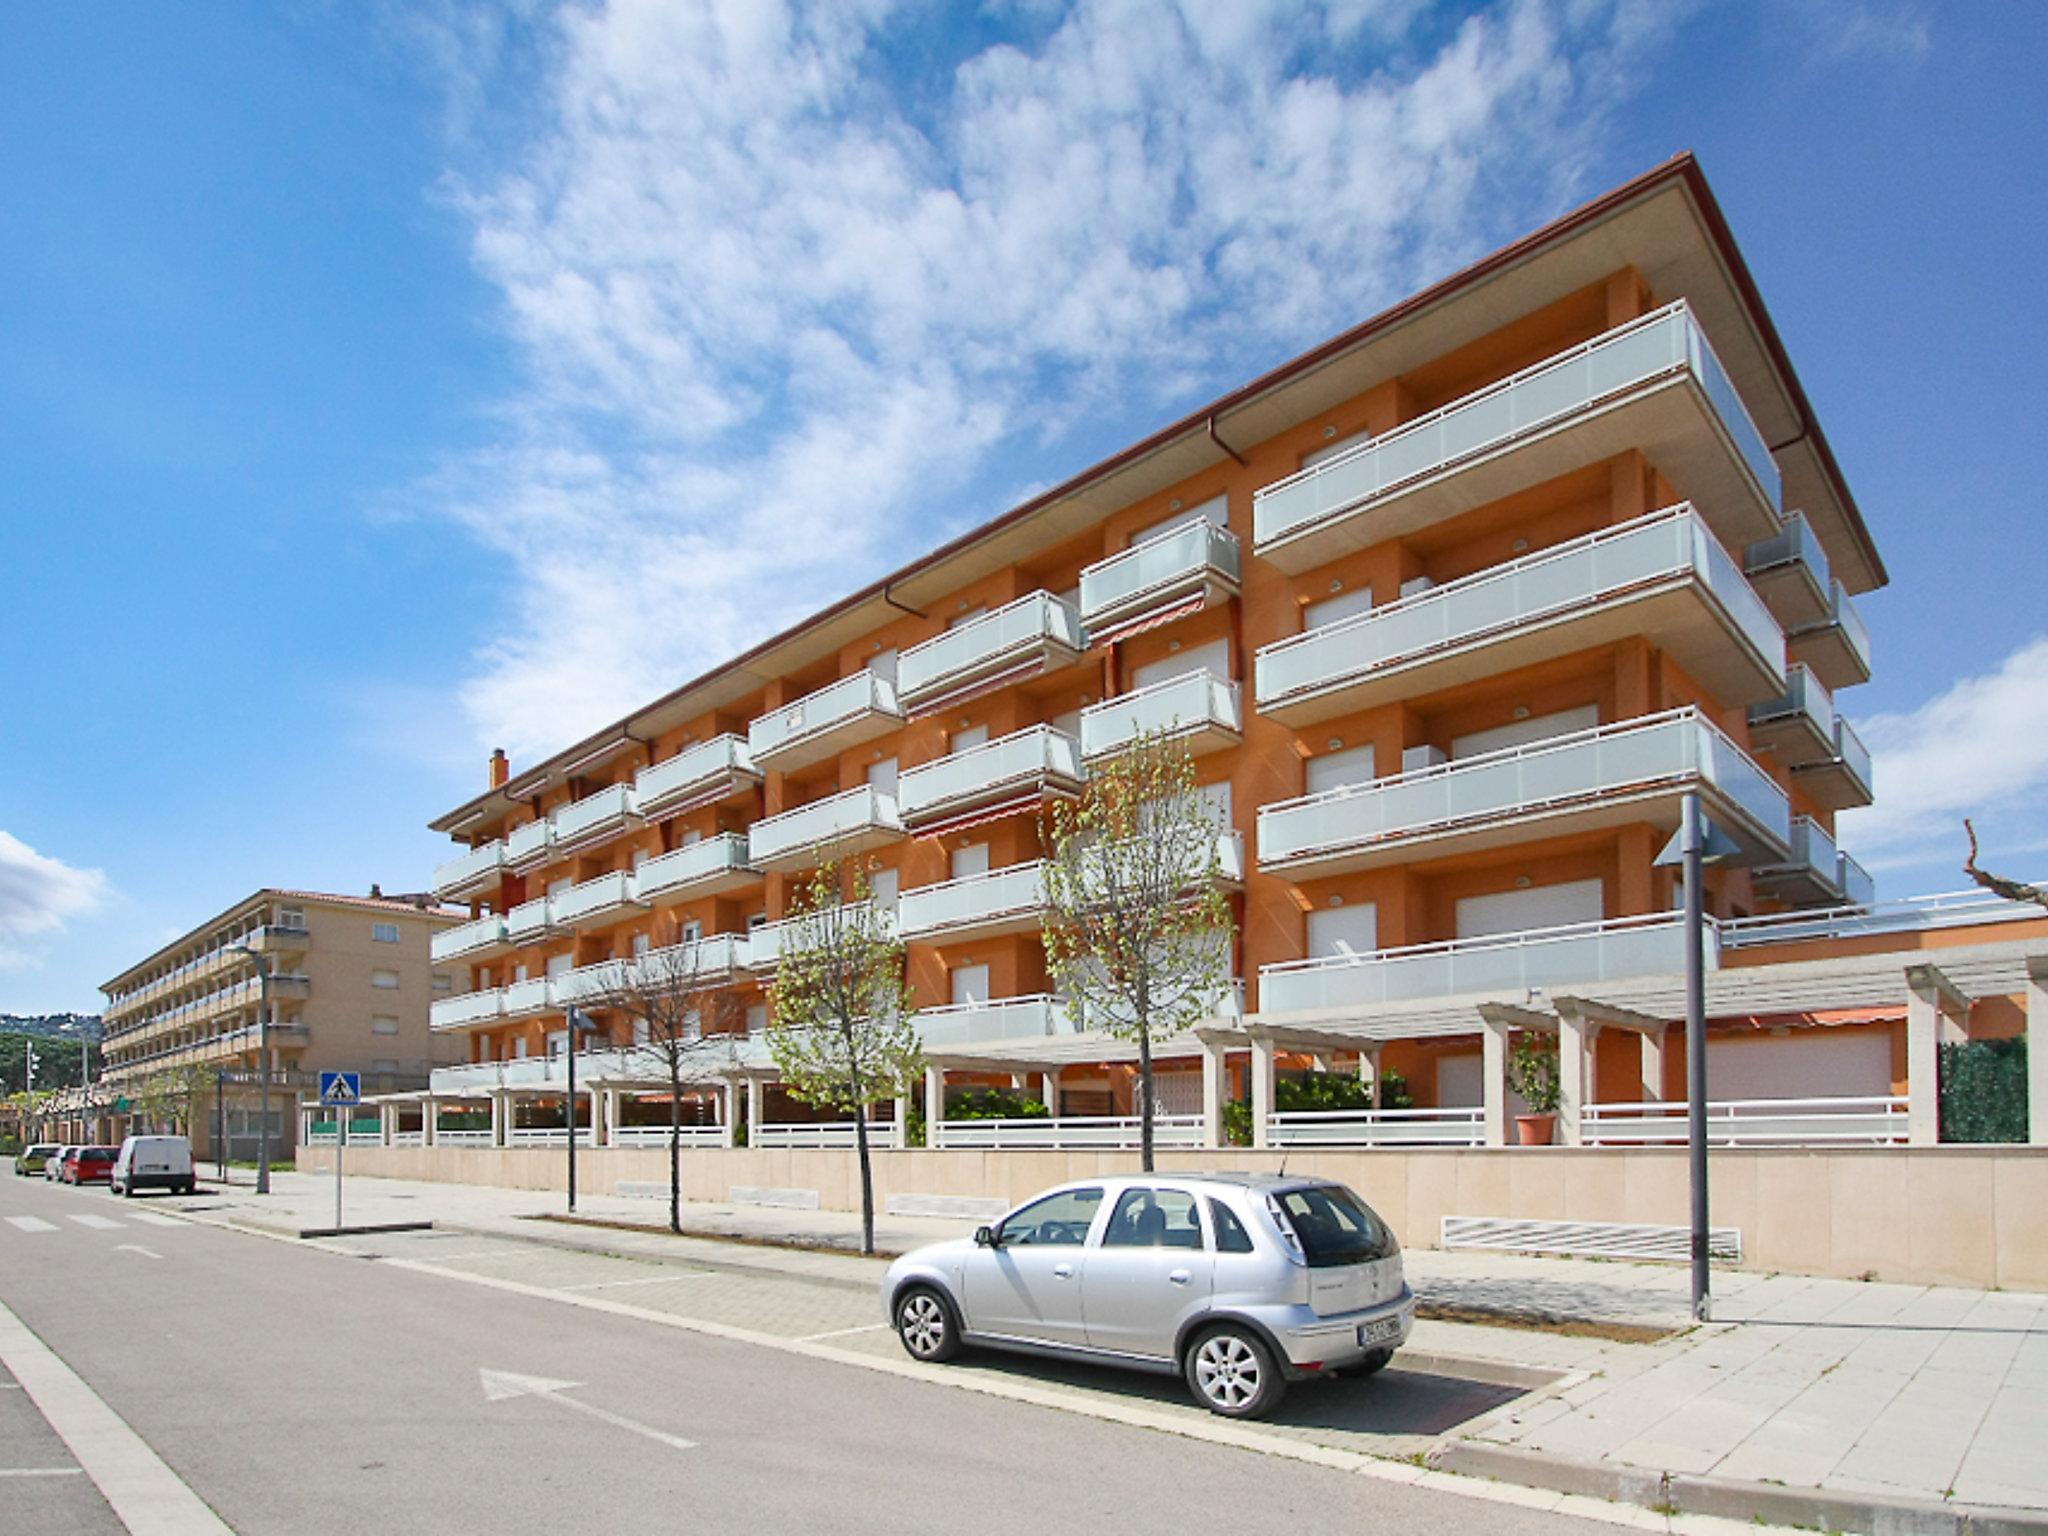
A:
1681,790,1711,1322
226,945,274,1195
565,1014,579,1214
215,1071,226,1180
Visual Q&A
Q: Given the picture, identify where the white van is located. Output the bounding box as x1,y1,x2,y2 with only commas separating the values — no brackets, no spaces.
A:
112,1135,195,1197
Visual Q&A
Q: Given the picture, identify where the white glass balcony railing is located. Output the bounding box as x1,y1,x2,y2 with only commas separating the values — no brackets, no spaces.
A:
1255,505,1785,722
433,840,506,898
431,914,510,963
553,870,645,928
1081,670,1242,760
899,726,1085,826
1257,709,1790,876
554,957,631,1009
1744,511,1834,630
504,817,555,870
1078,521,1241,634
1792,714,1874,811
916,994,1077,1049
1754,815,1842,900
633,734,761,816
552,783,640,849
747,785,905,869
1747,664,1837,763
501,977,555,1017
897,861,1049,942
430,991,503,1031
1259,912,1712,1015
748,670,904,770
897,592,1089,710
1788,580,1873,691
631,934,751,987
1254,301,1782,566
1838,851,1876,908
636,833,759,903
505,896,555,945
743,902,894,972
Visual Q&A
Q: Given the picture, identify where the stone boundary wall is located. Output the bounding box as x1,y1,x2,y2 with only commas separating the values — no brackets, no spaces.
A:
330,1143,2048,1292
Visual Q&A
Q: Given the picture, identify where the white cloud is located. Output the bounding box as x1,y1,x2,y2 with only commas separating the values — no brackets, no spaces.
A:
1794,0,1931,63
423,0,1688,761
1836,635,2048,880
0,832,108,972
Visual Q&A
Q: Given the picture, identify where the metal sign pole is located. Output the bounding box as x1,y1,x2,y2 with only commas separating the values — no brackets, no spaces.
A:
1681,791,1711,1323
566,1017,579,1215
336,1107,345,1230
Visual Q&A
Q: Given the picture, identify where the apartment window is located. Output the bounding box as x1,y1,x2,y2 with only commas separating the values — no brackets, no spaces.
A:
371,922,400,944
631,933,651,958
513,963,530,983
432,972,452,992
371,969,400,990
372,1015,401,1036
681,919,703,943
279,907,305,929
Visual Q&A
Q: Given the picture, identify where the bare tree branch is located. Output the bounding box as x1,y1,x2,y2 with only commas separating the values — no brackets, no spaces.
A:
1963,819,2048,909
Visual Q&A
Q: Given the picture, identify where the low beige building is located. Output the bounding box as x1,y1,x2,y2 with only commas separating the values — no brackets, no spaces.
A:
83,889,465,1161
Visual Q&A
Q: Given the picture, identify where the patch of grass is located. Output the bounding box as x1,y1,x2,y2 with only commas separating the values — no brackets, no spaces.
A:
1413,1301,1675,1345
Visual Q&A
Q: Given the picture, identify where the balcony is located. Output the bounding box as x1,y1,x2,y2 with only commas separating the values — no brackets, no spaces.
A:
552,783,641,853
505,896,556,945
245,922,310,954
748,670,904,773
1078,520,1241,641
899,726,1085,831
634,735,761,819
1253,301,1783,573
897,592,1089,714
898,861,1049,944
1081,670,1242,761
434,840,507,900
1744,511,1834,631
1791,715,1875,811
431,914,511,964
1256,709,1790,879
747,785,905,871
917,994,1077,1049
1752,816,1843,905
744,902,893,972
504,817,556,873
1838,850,1876,908
553,870,647,930
637,833,760,904
1788,580,1873,691
501,977,556,1019
431,990,503,1031
1254,505,1786,726
1746,664,1837,765
632,934,752,990
1258,911,1710,1016
553,957,631,1009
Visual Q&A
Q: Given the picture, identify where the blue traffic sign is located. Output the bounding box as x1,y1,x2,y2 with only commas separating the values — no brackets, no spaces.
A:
318,1071,362,1107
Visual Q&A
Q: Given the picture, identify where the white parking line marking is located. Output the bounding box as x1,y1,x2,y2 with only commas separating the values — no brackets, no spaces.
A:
561,1273,713,1292
124,1213,184,1228
0,1297,232,1534
114,1246,164,1261
66,1215,123,1231
0,1467,86,1477
796,1323,891,1343
3,1217,58,1233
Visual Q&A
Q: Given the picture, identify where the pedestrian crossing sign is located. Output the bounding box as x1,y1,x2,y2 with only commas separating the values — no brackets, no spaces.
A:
319,1072,362,1107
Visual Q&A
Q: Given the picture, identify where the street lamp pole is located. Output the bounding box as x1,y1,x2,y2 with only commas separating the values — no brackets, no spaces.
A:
1679,791,1711,1323
226,944,274,1195
565,1007,596,1214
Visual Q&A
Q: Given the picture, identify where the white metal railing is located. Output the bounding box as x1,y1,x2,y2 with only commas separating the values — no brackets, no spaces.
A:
434,840,506,896
1254,300,1781,551
632,934,750,985
1745,510,1832,600
1838,851,1876,908
748,670,903,763
1756,816,1840,892
1257,506,1783,712
433,1129,494,1146
1582,1096,1908,1146
505,817,554,868
748,785,904,867
634,734,759,814
431,914,509,963
637,833,757,901
506,895,555,944
752,1122,893,1149
1833,716,1873,793
553,782,639,847
1749,663,1837,749
1717,883,2048,948
744,902,893,970
1267,1107,1485,1147
431,991,503,1030
899,726,1083,821
554,957,632,1008
553,871,645,927
897,591,1088,705
508,1127,596,1147
500,977,556,1017
1081,669,1241,759
390,1131,425,1147
897,862,1049,941
934,1114,1205,1149
916,993,1076,1048
1260,911,1713,1014
1079,520,1241,628
1257,709,1790,870
608,1124,729,1148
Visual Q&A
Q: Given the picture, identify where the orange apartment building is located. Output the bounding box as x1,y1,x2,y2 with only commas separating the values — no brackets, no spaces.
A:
410,155,2047,1160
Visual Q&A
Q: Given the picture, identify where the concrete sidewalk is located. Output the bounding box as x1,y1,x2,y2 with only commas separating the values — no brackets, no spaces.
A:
175,1169,2048,1529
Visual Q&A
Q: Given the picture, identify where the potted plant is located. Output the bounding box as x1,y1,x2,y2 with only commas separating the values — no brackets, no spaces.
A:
1507,1033,1562,1145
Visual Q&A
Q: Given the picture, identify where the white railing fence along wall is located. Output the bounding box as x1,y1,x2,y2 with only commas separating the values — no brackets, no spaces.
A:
1265,1108,1485,1147
1581,1097,1908,1146
933,1114,1205,1150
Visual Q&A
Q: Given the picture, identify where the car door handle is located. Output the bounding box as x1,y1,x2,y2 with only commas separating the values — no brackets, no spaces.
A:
1168,1270,1191,1286
1052,1263,1075,1279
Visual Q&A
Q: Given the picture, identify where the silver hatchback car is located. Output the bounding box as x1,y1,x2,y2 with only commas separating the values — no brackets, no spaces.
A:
882,1172,1413,1418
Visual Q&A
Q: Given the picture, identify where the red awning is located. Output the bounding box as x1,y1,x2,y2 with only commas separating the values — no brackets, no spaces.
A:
1088,593,1208,648
910,790,1060,842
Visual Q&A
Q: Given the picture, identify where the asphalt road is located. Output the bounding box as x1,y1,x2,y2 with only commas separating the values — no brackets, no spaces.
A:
0,1174,1629,1536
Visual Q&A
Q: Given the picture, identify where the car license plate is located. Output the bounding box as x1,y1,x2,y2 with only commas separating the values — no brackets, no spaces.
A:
1357,1317,1401,1347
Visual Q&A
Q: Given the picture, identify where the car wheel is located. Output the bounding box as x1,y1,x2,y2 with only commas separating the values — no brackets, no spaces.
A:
1185,1325,1288,1419
894,1286,962,1364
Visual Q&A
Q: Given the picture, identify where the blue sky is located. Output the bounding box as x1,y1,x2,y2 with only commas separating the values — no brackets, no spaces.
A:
3,0,2044,1013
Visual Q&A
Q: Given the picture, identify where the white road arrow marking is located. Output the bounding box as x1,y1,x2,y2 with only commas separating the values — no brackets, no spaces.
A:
477,1369,696,1451
114,1246,162,1260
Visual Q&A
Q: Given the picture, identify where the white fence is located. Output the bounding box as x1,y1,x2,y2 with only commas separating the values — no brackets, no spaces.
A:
1581,1096,1909,1147
751,1122,895,1149
507,1127,595,1146
934,1114,1205,1150
1266,1107,1485,1147
609,1125,730,1148
433,1129,493,1146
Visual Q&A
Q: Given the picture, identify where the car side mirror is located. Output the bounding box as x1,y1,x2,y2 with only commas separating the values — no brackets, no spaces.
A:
974,1225,997,1248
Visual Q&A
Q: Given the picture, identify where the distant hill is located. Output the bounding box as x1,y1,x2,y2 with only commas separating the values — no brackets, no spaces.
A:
0,1014,103,1044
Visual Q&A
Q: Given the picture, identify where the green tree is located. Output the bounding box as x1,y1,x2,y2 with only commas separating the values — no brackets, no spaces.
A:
0,1033,97,1092
1040,728,1235,1172
767,855,923,1255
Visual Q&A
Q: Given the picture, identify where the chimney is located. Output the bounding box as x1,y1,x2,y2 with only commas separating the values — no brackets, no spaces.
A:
490,748,510,789
369,882,384,900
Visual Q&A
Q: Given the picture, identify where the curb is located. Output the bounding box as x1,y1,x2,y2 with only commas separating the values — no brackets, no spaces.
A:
438,1220,885,1295
1432,1439,2048,1536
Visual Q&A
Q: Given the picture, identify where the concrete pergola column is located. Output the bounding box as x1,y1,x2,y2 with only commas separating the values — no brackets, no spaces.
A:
745,1076,765,1138
718,1079,739,1148
1639,1026,1670,1102
379,1101,396,1146
489,1091,506,1148
1248,1031,1276,1150
1356,1045,1382,1096
1039,1072,1058,1113
892,1091,911,1149
1198,1034,1230,1150
588,1086,609,1148
1906,963,1969,1147
2029,959,2048,1147
1554,1002,1599,1147
422,1095,437,1147
1478,1014,1512,1148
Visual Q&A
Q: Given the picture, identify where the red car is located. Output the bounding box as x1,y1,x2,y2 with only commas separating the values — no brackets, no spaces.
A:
64,1146,119,1185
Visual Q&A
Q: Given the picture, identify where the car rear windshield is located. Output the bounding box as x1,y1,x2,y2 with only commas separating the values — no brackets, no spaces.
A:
84,1149,118,1159
1272,1185,1398,1267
